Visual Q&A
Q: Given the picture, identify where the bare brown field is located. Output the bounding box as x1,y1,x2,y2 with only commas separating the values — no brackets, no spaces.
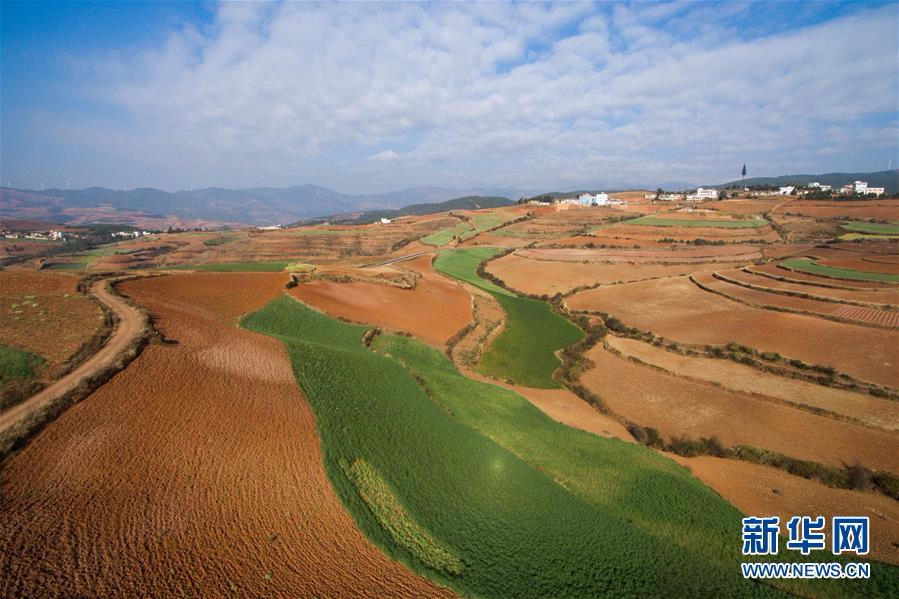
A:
518,245,762,262
486,253,725,296
0,271,104,372
0,272,448,597
677,456,899,565
704,198,784,214
597,223,781,243
694,271,898,328
567,275,899,388
290,255,471,347
754,261,896,290
772,199,899,220
605,335,898,430
735,268,899,305
582,343,899,471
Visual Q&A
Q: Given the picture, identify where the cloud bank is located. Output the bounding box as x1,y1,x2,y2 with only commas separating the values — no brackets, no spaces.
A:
6,1,898,192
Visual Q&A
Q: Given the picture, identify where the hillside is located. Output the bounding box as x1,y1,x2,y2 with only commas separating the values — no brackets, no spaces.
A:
302,195,514,225
0,185,523,227
713,169,898,193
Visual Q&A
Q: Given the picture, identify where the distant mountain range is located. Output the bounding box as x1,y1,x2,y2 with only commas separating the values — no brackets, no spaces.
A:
712,169,898,194
0,184,525,228
298,195,514,225
2,170,893,228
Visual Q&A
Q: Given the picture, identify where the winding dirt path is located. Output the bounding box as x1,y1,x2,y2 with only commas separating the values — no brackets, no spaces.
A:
0,277,146,436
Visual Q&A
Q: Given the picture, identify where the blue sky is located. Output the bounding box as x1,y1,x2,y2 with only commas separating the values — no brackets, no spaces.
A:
2,1,897,193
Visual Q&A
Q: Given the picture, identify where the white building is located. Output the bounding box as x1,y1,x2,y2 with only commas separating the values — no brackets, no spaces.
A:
577,192,609,206
380,218,392,224
853,180,868,194
778,186,795,195
865,186,885,196
685,187,718,201
808,182,832,192
257,224,283,231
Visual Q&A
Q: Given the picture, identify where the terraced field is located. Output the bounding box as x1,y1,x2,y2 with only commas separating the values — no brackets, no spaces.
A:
780,257,899,283
434,248,583,388
242,295,893,597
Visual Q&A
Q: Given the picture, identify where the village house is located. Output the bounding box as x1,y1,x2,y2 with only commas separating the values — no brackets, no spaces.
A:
685,187,718,201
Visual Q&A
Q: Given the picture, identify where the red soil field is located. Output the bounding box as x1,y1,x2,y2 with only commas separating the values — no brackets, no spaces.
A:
518,245,761,262
694,272,898,328
567,276,899,388
581,343,899,472
817,256,899,275
754,262,896,290
487,253,725,296
0,271,104,371
0,272,448,597
678,456,899,565
704,199,784,214
605,335,898,431
289,256,471,348
772,200,899,220
732,268,899,305
831,305,899,328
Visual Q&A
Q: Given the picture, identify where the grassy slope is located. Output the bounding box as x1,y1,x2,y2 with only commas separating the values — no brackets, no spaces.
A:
422,213,515,246
628,216,769,228
169,261,290,272
433,247,583,388
780,258,899,283
840,221,899,235
241,297,896,598
0,344,44,385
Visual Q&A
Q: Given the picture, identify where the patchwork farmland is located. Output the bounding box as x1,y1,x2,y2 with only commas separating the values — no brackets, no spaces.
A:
1,192,897,596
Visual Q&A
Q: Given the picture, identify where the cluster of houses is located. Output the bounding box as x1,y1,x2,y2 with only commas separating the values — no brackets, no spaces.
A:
2,228,80,241
646,187,720,202
753,180,886,197
561,192,624,207
111,230,152,238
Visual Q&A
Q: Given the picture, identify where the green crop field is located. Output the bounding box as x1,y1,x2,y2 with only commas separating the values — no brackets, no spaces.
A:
780,258,899,283
169,261,290,272
0,344,43,385
422,212,516,246
840,221,899,235
433,248,512,295
626,216,769,228
434,247,582,388
241,297,895,597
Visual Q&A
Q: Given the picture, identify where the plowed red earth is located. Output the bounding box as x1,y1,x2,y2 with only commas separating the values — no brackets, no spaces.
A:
581,344,899,472
567,276,899,388
677,456,899,565
0,272,448,597
289,255,471,347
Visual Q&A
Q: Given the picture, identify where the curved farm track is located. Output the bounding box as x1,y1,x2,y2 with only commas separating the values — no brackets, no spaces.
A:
0,277,145,437
0,272,449,598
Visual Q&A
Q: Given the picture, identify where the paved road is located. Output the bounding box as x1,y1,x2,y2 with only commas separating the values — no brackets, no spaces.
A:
0,278,146,434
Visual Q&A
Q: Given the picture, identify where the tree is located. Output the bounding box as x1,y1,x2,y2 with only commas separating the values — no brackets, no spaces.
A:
741,164,747,181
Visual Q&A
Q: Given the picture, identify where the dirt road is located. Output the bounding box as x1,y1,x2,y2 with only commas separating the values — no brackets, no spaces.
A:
0,277,146,436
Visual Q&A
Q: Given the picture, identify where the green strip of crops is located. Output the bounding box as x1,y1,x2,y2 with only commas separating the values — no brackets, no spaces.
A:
780,258,899,283
169,261,290,272
840,221,899,235
241,297,896,597
422,213,515,246
627,216,768,228
433,247,582,388
0,344,43,385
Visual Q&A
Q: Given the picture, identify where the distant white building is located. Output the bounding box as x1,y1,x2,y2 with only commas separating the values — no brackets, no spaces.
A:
380,218,392,224
778,186,795,195
257,224,283,231
809,182,832,192
577,192,609,206
865,186,885,196
685,188,718,201
853,180,868,194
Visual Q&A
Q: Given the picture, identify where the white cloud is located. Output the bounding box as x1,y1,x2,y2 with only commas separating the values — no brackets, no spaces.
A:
20,2,899,191
368,149,399,162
